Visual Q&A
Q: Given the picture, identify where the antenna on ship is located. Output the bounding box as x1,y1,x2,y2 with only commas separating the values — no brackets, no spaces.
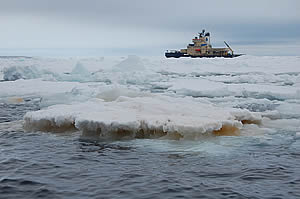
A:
199,29,206,38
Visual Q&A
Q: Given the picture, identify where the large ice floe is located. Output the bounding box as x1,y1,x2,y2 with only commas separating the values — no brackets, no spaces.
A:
24,94,261,140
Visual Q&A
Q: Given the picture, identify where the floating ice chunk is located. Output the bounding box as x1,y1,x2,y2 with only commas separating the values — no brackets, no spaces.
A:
71,62,90,76
113,55,145,71
231,84,300,100
230,109,262,124
276,102,300,118
168,78,300,100
95,71,163,85
2,65,59,81
3,65,40,81
96,86,151,101
262,118,300,132
169,78,233,97
0,79,83,98
0,78,150,107
60,62,94,82
261,110,281,120
92,56,163,85
238,99,275,112
205,73,297,86
24,95,261,140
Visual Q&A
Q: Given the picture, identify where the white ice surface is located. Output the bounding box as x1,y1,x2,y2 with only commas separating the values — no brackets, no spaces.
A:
0,79,82,98
167,78,300,100
1,55,299,139
2,55,299,83
0,78,151,108
24,95,261,140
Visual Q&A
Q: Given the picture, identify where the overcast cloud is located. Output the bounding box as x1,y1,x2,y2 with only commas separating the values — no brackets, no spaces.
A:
0,0,299,55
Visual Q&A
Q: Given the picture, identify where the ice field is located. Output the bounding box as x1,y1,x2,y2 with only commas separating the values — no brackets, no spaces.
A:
0,55,300,198
0,55,299,137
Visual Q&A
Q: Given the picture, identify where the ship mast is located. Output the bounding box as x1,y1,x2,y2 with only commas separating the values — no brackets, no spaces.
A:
224,41,234,55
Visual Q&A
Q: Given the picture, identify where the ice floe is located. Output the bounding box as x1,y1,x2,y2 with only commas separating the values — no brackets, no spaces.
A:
167,78,300,100
24,95,261,140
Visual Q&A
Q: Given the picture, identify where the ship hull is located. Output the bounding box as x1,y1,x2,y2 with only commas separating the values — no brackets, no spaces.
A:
165,52,188,58
165,52,243,58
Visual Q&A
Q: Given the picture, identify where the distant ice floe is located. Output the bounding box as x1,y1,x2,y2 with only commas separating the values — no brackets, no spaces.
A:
24,95,261,140
3,65,57,81
0,55,166,86
0,79,84,98
262,118,300,132
113,55,145,71
167,78,300,100
0,78,147,107
204,73,298,86
2,62,95,82
92,55,164,85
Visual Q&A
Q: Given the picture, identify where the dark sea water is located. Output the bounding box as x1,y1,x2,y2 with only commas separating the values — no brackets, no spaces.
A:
0,101,300,199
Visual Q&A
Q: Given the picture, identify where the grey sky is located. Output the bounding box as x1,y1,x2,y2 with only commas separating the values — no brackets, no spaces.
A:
0,0,299,55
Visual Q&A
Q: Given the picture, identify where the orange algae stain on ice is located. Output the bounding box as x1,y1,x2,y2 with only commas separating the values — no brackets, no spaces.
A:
24,119,77,133
212,125,240,136
8,97,24,103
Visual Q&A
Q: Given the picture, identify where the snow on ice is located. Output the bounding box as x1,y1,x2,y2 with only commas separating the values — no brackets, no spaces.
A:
24,95,261,140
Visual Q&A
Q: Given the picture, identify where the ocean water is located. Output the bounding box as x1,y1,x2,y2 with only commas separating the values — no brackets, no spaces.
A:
1,101,300,199
0,56,300,198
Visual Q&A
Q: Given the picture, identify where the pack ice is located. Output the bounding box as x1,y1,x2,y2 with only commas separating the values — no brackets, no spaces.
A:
1,55,299,139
